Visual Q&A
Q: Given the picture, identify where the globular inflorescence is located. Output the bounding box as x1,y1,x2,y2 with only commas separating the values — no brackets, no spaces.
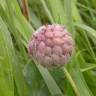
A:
28,24,74,67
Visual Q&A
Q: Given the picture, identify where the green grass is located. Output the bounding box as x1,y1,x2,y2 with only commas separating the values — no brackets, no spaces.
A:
0,0,96,96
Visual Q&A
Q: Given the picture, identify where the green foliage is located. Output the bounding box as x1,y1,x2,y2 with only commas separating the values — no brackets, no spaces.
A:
0,0,96,96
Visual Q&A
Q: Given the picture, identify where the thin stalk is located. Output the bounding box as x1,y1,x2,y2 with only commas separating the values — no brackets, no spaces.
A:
40,0,55,23
63,67,80,96
22,0,29,21
81,64,96,72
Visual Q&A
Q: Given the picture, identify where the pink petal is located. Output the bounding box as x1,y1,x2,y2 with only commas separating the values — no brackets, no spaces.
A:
52,54,60,65
38,41,46,54
53,37,64,45
53,46,62,56
45,31,53,38
45,47,52,56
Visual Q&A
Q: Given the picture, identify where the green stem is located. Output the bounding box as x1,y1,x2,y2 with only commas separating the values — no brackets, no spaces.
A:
22,0,29,21
81,64,96,72
63,67,80,96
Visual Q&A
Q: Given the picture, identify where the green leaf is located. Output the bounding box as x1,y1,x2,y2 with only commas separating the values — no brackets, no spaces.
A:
0,16,14,96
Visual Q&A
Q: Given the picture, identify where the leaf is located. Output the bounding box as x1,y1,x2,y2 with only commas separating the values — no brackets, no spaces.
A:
24,62,51,96
0,16,28,96
75,23,96,45
0,16,14,96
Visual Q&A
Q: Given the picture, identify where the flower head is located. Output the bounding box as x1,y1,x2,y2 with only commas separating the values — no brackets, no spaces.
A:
28,24,74,67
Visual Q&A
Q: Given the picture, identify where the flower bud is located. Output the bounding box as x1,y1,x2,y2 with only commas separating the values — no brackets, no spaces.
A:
28,24,74,67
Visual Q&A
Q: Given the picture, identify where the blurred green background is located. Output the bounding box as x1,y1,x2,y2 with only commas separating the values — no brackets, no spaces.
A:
0,0,96,96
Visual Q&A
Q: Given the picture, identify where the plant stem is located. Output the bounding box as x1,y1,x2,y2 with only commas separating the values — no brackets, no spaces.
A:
63,67,80,96
22,0,29,21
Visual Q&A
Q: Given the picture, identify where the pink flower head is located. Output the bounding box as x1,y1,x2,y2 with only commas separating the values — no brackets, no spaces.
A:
28,24,74,67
